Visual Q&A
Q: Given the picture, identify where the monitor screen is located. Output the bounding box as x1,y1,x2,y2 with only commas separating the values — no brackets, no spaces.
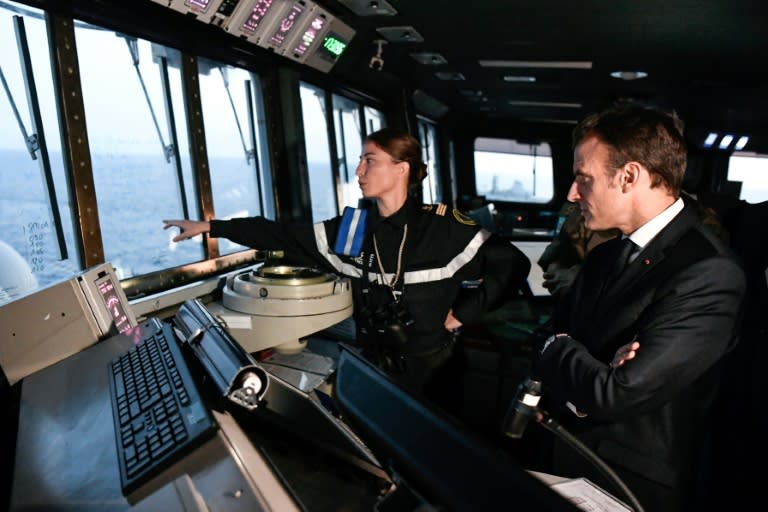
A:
95,274,132,334
267,1,306,48
334,345,579,511
290,14,326,57
240,0,278,33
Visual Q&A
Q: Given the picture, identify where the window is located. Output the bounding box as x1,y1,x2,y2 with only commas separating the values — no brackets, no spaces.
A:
332,94,364,210
76,27,204,277
198,59,274,255
326,93,388,212
473,137,553,204
418,119,440,203
0,1,80,300
363,106,386,134
727,152,768,204
299,82,335,222
76,25,273,275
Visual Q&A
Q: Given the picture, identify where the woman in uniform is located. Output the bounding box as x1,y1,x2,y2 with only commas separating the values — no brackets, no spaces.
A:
163,128,530,396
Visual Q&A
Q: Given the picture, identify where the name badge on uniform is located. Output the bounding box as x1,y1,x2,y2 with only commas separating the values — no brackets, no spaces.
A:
334,207,367,257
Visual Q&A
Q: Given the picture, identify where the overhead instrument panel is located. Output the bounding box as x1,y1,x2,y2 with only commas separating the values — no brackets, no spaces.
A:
161,0,355,72
223,0,281,43
168,0,228,23
282,3,331,63
254,0,312,52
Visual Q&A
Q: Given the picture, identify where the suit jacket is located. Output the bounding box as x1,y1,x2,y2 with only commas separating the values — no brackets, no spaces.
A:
535,198,746,493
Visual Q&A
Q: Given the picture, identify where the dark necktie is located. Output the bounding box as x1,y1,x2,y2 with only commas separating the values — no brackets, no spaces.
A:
606,237,636,283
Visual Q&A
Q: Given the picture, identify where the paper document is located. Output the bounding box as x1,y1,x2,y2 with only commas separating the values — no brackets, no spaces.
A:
550,478,633,512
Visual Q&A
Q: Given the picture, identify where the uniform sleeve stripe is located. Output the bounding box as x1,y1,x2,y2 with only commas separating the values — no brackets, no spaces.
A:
315,222,363,277
316,225,491,284
403,229,491,284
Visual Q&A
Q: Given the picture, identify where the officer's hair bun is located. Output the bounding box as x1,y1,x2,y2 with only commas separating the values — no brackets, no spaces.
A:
408,162,428,189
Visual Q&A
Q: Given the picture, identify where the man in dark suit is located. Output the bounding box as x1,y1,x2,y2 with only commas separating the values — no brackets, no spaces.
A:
533,104,746,511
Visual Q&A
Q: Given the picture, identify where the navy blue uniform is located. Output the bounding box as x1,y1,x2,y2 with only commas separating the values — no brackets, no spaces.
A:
211,199,530,392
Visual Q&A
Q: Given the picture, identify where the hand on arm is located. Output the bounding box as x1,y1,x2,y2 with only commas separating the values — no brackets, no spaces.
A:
163,219,211,242
444,308,463,333
610,340,640,369
559,337,640,418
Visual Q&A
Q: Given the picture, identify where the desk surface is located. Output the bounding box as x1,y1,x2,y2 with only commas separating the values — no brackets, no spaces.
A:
8,319,311,511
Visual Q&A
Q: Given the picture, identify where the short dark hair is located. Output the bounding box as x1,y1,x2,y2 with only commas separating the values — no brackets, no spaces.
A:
572,103,687,195
366,128,428,190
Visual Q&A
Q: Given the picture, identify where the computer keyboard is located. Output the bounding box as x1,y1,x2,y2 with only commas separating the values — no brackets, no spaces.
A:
108,322,217,495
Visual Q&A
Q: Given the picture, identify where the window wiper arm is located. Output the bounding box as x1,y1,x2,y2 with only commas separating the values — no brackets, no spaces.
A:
219,67,252,164
11,16,67,260
121,35,174,163
244,79,264,209
0,65,39,160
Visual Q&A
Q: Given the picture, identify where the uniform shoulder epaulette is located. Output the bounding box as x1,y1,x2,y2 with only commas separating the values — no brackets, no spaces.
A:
422,203,449,216
423,203,477,225
451,208,477,226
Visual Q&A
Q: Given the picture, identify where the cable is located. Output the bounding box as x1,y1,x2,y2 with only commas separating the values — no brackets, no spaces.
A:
536,411,645,512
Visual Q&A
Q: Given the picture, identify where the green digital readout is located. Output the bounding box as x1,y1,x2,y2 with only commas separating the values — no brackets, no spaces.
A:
323,34,347,57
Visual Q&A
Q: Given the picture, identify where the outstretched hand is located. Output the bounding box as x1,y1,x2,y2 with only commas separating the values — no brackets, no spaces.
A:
163,219,211,242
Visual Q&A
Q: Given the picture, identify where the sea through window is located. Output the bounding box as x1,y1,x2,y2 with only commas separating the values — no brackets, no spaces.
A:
75,26,204,278
75,25,273,276
198,58,274,255
0,0,80,301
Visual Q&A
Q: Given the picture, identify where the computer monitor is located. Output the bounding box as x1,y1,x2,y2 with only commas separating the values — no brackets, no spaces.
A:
0,262,137,384
333,345,579,511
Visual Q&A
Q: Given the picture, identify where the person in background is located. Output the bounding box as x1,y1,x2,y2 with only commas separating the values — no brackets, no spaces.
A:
164,128,530,403
537,201,619,298
531,104,745,511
